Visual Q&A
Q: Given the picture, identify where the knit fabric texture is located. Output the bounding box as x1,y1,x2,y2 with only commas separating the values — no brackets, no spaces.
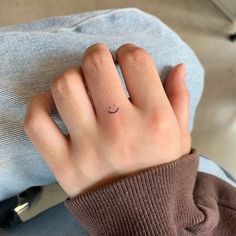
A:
65,149,236,235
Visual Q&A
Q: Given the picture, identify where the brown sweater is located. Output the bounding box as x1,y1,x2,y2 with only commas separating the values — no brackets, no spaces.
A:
65,149,236,235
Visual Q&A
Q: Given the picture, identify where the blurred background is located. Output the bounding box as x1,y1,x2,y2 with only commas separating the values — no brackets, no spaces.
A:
1,0,236,221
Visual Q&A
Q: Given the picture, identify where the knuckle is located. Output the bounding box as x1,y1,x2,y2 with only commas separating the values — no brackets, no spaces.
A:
24,93,45,134
51,68,78,93
88,43,108,51
123,46,149,63
63,68,79,79
24,113,40,135
83,44,109,70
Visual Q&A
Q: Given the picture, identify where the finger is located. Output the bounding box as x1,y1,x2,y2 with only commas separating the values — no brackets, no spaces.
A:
164,64,189,132
50,67,96,141
81,43,131,126
24,91,70,174
116,44,172,113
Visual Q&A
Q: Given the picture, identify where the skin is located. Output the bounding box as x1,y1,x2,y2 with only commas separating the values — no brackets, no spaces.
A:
24,43,191,198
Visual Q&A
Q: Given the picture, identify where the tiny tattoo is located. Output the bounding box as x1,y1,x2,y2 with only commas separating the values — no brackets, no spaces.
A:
108,104,119,114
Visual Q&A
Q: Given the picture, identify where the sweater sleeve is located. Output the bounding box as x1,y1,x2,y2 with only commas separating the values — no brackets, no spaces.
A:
64,149,236,236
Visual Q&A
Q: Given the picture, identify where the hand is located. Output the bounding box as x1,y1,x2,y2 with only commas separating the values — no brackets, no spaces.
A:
24,43,191,198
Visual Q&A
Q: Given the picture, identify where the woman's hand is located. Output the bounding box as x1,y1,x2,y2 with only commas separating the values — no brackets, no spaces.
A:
23,43,191,198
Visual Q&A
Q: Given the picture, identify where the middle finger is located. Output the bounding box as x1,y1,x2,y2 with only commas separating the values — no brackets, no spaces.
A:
81,43,132,126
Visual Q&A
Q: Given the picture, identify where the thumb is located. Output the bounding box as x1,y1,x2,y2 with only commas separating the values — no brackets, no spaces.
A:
164,64,190,133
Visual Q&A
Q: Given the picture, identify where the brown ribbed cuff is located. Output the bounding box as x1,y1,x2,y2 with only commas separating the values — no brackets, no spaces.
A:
65,149,203,236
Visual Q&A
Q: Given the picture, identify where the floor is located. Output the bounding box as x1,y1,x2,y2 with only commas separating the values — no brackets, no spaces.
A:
1,0,236,221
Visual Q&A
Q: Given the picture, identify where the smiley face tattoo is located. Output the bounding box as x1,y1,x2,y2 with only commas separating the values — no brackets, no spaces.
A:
108,104,119,114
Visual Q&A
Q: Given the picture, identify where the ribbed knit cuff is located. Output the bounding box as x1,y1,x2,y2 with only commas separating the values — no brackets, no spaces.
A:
65,149,203,236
